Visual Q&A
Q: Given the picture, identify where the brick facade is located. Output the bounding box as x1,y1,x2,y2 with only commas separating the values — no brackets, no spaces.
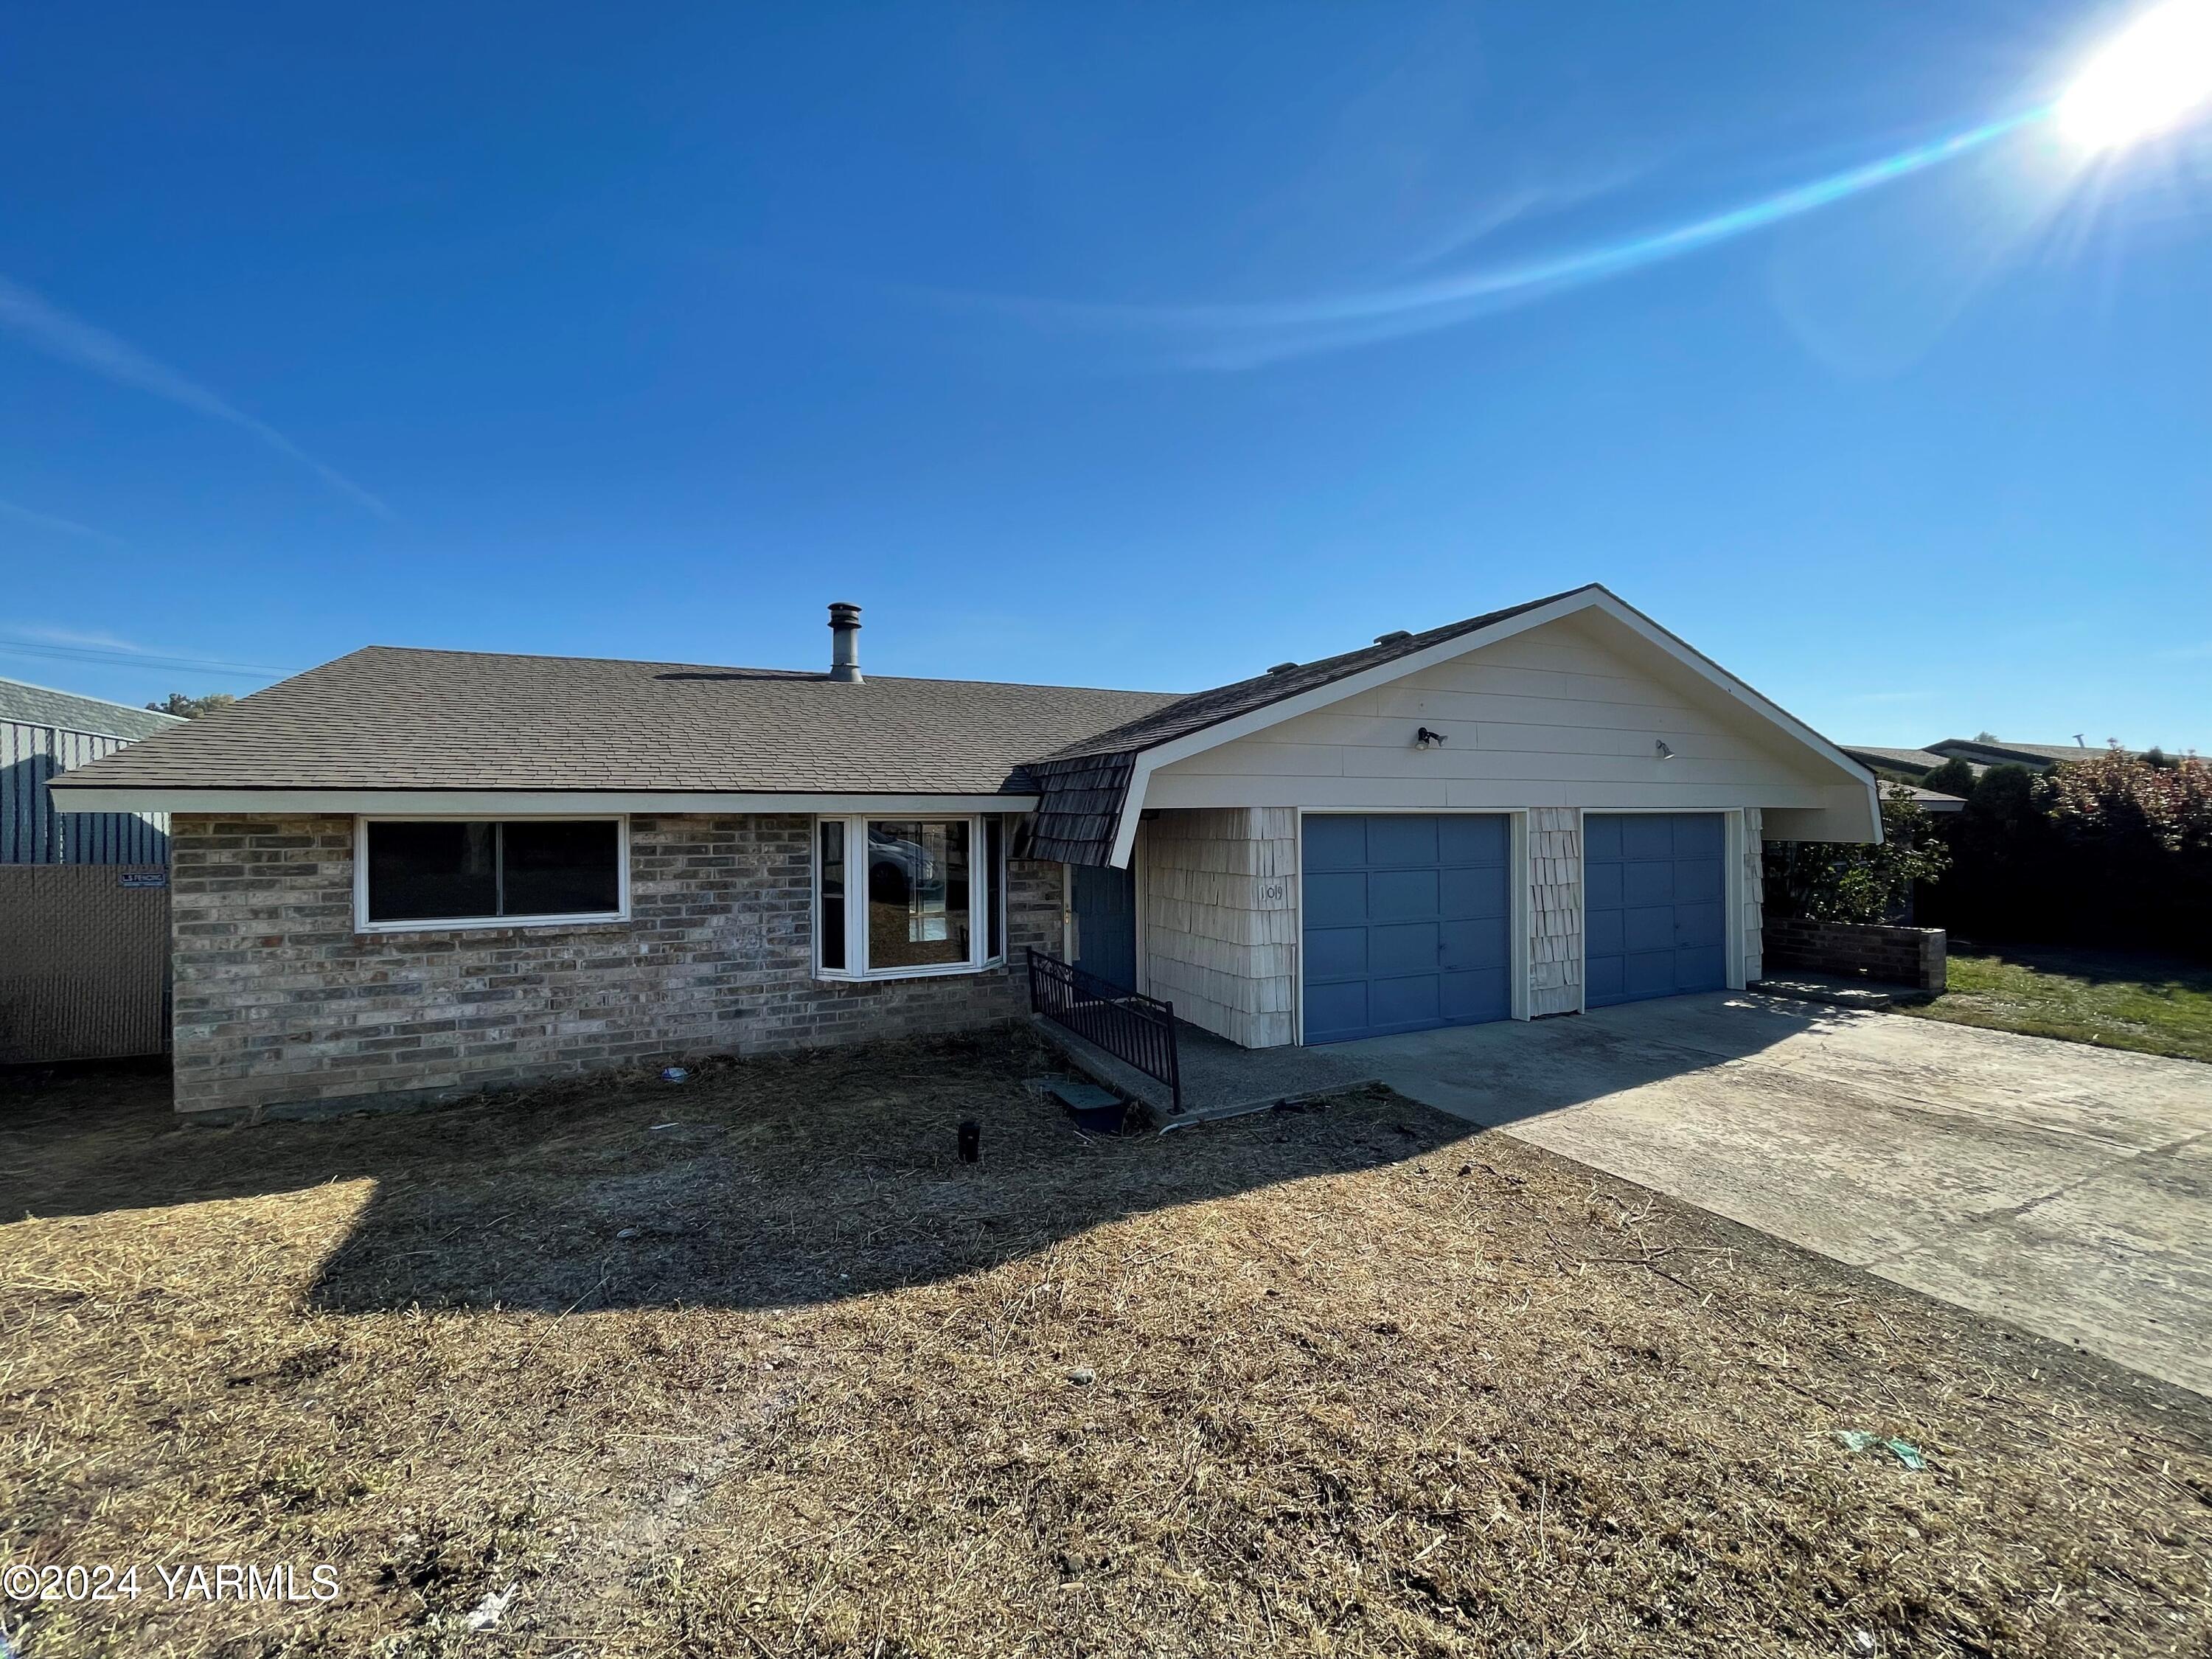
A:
168,813,1062,1120
1761,916,1947,992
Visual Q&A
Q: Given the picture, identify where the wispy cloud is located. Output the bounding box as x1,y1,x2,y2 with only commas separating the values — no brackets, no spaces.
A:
934,108,2052,369
0,496,123,546
0,624,290,679
0,276,392,518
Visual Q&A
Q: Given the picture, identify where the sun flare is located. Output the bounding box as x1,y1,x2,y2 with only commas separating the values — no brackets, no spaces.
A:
2056,1,2212,149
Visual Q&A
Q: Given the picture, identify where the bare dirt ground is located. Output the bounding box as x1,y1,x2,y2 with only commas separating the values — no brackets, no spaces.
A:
2,1031,2208,1658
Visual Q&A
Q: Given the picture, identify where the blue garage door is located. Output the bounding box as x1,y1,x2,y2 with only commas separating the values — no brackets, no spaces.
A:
1584,813,1727,1007
1303,815,1512,1043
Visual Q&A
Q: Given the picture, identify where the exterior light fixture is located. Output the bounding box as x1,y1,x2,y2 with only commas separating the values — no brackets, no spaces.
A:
1414,726,1447,749
1655,740,1674,760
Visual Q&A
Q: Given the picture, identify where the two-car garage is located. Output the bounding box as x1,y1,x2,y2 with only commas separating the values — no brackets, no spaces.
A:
1300,811,1731,1043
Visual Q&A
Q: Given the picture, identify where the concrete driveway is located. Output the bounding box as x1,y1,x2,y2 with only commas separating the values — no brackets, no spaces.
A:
1332,995,2212,1396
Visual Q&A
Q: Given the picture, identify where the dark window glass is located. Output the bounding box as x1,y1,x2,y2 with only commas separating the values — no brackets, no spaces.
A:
986,816,1005,959
366,819,620,923
502,820,620,917
866,819,971,969
818,820,846,970
367,821,497,921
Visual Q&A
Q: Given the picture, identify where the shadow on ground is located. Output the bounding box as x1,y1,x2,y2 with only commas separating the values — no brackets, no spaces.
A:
1,1027,1627,1315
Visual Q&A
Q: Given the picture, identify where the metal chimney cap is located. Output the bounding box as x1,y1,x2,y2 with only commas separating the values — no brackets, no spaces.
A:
827,602,864,682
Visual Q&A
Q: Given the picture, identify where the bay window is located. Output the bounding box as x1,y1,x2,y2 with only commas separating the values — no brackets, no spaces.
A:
357,817,627,931
815,814,1008,978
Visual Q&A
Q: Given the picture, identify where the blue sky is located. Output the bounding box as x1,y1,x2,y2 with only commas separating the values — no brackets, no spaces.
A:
2,2,2208,749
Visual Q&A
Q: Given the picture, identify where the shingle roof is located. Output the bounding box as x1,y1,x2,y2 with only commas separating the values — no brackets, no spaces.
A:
1928,737,2153,767
0,675,183,742
51,647,1181,796
1037,587,1593,763
1842,745,1953,773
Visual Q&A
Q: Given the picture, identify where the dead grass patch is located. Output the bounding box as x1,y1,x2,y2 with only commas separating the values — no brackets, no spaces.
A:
2,1032,2207,1657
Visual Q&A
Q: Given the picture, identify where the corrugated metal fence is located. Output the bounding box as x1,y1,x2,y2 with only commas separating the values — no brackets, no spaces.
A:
1,720,170,864
0,865,172,1062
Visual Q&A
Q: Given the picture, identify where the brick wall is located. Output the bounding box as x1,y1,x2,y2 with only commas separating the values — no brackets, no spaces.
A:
1761,917,1947,992
168,813,1062,1120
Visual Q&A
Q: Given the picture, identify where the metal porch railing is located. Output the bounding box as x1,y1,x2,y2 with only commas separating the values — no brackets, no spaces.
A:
1026,947,1182,1116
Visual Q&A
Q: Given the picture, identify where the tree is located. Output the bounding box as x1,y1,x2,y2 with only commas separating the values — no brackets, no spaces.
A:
1921,757,1977,799
1766,784,1950,925
147,692,236,719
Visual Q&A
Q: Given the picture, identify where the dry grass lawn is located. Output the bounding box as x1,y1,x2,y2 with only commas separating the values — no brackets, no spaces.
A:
3,1030,2208,1658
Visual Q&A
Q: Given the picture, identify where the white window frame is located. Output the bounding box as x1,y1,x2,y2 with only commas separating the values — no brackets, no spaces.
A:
354,814,631,935
814,813,1008,981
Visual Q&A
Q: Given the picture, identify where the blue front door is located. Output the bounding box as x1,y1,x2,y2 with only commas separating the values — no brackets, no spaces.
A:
1071,863,1138,990
1583,813,1728,1007
1302,815,1512,1044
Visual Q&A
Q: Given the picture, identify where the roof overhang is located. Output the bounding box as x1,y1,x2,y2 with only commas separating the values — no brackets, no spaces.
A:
44,787,1040,817
1102,585,1880,864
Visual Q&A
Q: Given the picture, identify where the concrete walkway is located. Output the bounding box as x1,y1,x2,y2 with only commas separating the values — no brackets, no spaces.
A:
1328,995,2212,1397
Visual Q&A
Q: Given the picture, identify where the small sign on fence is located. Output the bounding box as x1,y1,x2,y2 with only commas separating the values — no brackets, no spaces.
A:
119,872,169,889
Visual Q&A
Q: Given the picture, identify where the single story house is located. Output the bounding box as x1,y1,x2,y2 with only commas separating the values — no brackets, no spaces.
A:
51,585,1881,1121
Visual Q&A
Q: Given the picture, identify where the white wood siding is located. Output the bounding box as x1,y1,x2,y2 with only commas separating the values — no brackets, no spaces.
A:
1147,613,1840,814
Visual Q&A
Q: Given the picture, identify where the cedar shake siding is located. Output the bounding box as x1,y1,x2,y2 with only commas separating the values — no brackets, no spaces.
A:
1138,809,1299,1048
169,813,1062,1120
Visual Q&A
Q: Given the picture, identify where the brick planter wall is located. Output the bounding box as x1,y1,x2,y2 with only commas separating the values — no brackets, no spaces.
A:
1761,917,1947,992
169,813,1062,1121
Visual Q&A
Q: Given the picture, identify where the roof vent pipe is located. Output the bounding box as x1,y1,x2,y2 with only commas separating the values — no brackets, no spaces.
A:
828,602,863,683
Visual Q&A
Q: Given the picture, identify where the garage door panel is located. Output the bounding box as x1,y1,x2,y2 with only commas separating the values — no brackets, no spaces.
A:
1677,945,1726,986
1304,871,1367,927
1441,967,1510,1023
1439,815,1509,863
1623,861,1674,905
1675,860,1723,904
1370,973,1442,1029
1368,816,1440,866
1674,815,1724,856
1371,868,1440,922
1584,861,1624,909
1370,921,1439,977
1305,925,1368,981
1439,917,1508,970
1587,954,1624,1003
1305,981,1371,1043
1623,904,1675,953
1675,899,1725,940
1302,814,1513,1043
1439,864,1509,919
1303,815,1368,872
1585,813,1729,1009
1622,815,1676,859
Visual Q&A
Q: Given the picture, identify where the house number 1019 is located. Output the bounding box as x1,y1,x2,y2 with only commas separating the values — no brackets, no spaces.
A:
1258,880,1287,904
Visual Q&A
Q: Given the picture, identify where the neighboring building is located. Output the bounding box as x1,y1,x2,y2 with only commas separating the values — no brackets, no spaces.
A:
52,584,1883,1121
1835,751,1968,815
0,676,181,864
1923,737,2155,773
